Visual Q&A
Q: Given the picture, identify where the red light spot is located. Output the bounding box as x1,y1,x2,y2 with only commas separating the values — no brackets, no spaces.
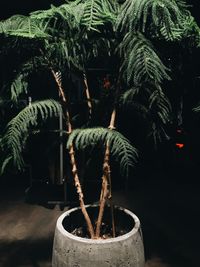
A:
176,129,182,133
176,143,184,149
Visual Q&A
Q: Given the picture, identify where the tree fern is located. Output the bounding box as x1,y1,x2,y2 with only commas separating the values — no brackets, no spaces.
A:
67,127,138,176
118,32,171,86
0,1,116,71
0,99,61,172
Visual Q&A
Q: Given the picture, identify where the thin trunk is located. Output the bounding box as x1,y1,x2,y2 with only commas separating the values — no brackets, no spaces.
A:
39,49,95,238
83,72,92,119
69,144,95,238
95,108,117,238
95,144,110,238
51,69,95,239
108,109,116,130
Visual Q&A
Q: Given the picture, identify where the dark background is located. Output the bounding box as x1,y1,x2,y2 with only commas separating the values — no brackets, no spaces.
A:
0,2,200,267
0,0,199,23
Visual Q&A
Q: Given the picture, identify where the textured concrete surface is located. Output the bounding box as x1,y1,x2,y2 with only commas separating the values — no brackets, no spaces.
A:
52,207,144,267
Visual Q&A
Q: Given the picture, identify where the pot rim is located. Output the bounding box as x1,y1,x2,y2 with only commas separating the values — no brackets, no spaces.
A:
56,204,141,244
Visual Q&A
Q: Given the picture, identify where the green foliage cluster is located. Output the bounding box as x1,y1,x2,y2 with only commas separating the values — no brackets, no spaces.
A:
0,0,199,179
67,127,138,176
0,100,61,173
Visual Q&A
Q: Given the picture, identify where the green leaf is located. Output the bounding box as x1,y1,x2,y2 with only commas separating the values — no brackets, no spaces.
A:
67,127,138,177
0,99,61,172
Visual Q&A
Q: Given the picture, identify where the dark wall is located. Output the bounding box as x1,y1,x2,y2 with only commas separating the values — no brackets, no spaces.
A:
0,1,199,21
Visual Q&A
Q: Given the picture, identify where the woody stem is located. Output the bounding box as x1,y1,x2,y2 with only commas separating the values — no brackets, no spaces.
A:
83,72,92,119
95,108,117,238
51,69,95,239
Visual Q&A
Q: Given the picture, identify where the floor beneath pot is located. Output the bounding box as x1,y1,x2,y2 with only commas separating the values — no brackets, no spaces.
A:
0,166,199,267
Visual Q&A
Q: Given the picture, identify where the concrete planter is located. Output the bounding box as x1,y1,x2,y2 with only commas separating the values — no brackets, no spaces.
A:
52,205,145,267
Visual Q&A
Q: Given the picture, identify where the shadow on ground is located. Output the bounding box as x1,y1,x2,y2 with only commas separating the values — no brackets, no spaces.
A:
0,239,53,267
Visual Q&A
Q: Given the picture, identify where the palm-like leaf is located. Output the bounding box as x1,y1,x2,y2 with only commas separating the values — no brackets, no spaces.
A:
0,99,61,172
67,127,138,176
116,0,187,41
10,73,28,103
0,15,50,38
4,56,48,102
181,15,200,47
149,88,172,124
120,87,141,106
120,85,171,145
81,0,118,31
118,32,171,85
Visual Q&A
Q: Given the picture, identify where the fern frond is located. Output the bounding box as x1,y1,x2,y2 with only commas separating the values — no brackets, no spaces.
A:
44,38,85,70
116,0,187,40
149,88,172,124
180,15,200,47
67,127,138,176
10,74,28,103
118,32,171,85
81,0,117,32
0,99,61,172
149,123,170,148
193,104,200,113
7,56,48,102
158,24,184,41
30,1,83,35
120,87,140,106
0,15,49,38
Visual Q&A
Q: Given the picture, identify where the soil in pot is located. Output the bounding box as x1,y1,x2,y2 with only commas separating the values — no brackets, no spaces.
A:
62,205,134,239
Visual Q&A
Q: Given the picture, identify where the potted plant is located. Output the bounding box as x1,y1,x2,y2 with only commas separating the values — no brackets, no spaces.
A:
0,0,199,266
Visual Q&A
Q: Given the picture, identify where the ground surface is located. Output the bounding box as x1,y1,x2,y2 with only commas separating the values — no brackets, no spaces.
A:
0,167,199,267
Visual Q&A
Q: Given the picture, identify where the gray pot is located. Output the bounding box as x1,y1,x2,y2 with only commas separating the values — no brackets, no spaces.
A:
52,205,145,267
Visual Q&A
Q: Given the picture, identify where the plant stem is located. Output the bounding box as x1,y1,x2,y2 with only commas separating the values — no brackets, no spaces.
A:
51,70,72,133
95,144,110,238
69,144,95,238
108,109,116,130
95,108,117,238
51,68,95,239
83,72,92,119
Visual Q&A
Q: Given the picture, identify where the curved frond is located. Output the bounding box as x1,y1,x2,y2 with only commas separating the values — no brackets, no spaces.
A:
149,88,172,124
120,87,140,106
81,0,117,32
118,32,171,85
30,1,84,36
0,15,49,38
181,15,200,47
67,127,138,176
147,87,172,146
149,123,170,147
10,73,28,103
6,56,48,102
0,99,61,172
116,0,187,40
193,104,200,113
